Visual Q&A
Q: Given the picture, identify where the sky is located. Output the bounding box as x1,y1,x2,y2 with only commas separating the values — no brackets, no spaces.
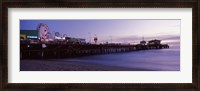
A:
20,20,180,47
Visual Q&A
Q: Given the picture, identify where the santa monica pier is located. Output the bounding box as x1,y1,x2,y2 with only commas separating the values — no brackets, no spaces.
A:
20,23,169,59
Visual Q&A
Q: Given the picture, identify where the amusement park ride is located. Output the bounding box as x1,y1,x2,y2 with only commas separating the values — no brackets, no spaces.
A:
36,23,86,44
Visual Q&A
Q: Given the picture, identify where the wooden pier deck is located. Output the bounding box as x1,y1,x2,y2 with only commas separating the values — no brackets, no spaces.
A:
20,44,169,59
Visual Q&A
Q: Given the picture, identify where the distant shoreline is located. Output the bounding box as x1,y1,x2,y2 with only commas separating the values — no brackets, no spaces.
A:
20,59,154,71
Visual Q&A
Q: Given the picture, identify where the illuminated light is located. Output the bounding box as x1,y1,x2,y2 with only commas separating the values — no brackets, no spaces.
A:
42,44,47,48
27,36,38,39
55,36,62,40
62,37,65,40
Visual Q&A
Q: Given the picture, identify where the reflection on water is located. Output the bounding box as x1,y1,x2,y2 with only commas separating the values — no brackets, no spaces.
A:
64,47,180,71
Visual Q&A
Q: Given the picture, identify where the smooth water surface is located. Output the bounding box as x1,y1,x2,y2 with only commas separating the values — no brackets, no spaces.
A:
64,48,180,71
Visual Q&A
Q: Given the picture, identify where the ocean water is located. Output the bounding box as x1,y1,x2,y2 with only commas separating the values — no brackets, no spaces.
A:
64,47,180,71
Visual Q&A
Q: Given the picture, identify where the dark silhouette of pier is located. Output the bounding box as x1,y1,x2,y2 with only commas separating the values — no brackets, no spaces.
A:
20,43,169,59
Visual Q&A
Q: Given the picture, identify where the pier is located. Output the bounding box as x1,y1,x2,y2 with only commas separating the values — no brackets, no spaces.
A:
20,23,170,59
20,43,169,59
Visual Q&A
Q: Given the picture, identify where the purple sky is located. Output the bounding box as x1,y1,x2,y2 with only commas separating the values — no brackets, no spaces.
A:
20,20,180,46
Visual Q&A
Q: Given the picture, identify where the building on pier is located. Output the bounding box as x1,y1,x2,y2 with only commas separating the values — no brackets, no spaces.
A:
147,39,161,45
20,30,38,40
140,40,146,45
140,37,146,45
20,30,39,44
146,39,169,49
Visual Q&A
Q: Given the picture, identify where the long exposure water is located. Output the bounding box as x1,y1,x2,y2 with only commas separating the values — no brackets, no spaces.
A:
64,47,180,71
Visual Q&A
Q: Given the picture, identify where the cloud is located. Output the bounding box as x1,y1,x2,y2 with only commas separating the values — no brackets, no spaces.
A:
103,34,180,46
159,35,180,40
114,34,178,41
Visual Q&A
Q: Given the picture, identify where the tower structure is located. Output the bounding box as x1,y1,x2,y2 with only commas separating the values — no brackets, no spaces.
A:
94,34,98,44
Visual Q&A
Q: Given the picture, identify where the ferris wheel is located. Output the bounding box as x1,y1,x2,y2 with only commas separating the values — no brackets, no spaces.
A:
37,23,49,39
